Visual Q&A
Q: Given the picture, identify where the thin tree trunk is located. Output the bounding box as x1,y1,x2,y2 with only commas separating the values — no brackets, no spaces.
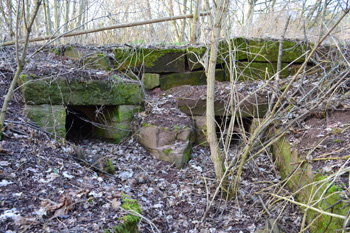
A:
144,0,156,37
0,0,42,140
70,0,76,31
77,0,84,29
318,0,327,43
54,0,60,32
6,0,14,38
180,0,188,41
190,0,200,43
206,0,227,183
64,0,70,32
246,0,257,26
45,0,52,34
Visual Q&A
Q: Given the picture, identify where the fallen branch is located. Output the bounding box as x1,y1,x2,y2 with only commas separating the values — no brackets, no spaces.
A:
1,12,210,46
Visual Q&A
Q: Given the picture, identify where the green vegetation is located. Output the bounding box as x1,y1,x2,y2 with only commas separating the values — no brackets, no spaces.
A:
104,158,115,174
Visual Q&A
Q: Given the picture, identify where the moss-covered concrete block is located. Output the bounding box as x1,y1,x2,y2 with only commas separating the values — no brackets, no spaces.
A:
218,37,249,63
142,73,160,90
114,47,186,73
63,46,82,60
159,69,226,90
18,75,144,105
247,39,307,63
81,53,111,71
271,131,349,232
230,62,290,81
95,105,142,144
24,104,66,138
186,46,207,71
193,115,208,146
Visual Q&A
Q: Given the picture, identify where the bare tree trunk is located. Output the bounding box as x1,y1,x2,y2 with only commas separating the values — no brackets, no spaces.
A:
0,1,13,39
317,0,327,43
53,0,60,33
6,0,14,39
180,0,188,41
0,0,42,140
64,0,70,32
246,0,257,26
77,0,85,29
190,0,200,44
206,0,227,183
144,0,156,37
70,0,76,31
161,0,181,42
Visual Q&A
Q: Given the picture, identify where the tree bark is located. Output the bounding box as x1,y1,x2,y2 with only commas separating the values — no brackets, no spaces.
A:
53,0,60,33
206,0,227,183
64,0,70,32
190,0,200,44
0,0,42,140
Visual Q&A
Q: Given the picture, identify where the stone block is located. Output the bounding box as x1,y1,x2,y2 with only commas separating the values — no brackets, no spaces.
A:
246,39,307,63
95,105,142,143
24,104,66,138
229,62,290,81
81,53,111,71
114,47,186,73
138,124,194,168
186,46,207,71
142,73,160,90
193,115,208,146
159,69,226,90
18,75,144,105
217,37,249,63
63,46,82,60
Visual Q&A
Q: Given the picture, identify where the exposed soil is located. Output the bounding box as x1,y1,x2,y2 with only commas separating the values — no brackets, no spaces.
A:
288,110,350,174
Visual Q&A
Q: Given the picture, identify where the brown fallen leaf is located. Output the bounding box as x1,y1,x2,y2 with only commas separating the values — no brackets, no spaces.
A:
111,198,121,210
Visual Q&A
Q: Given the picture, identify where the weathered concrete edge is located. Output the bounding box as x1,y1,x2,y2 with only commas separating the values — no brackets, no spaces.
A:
270,129,349,232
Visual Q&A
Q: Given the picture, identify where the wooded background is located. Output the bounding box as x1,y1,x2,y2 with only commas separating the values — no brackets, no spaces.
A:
1,0,349,45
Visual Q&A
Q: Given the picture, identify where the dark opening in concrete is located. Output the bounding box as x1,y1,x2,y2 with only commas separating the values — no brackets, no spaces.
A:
66,107,94,141
215,116,252,143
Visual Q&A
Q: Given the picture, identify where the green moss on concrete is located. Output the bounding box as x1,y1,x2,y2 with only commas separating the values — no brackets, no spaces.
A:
271,131,349,232
24,104,66,138
163,148,173,156
18,75,144,105
82,53,111,71
142,73,160,90
173,125,187,130
234,62,290,81
114,47,186,73
95,105,142,144
63,46,81,60
218,37,249,63
160,69,226,90
186,46,207,70
183,144,191,164
247,39,307,63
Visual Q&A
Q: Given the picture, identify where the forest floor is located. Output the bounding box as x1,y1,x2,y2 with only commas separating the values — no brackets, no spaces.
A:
1,45,350,232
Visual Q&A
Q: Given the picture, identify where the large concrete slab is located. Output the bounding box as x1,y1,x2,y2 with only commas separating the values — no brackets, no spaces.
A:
19,75,144,105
